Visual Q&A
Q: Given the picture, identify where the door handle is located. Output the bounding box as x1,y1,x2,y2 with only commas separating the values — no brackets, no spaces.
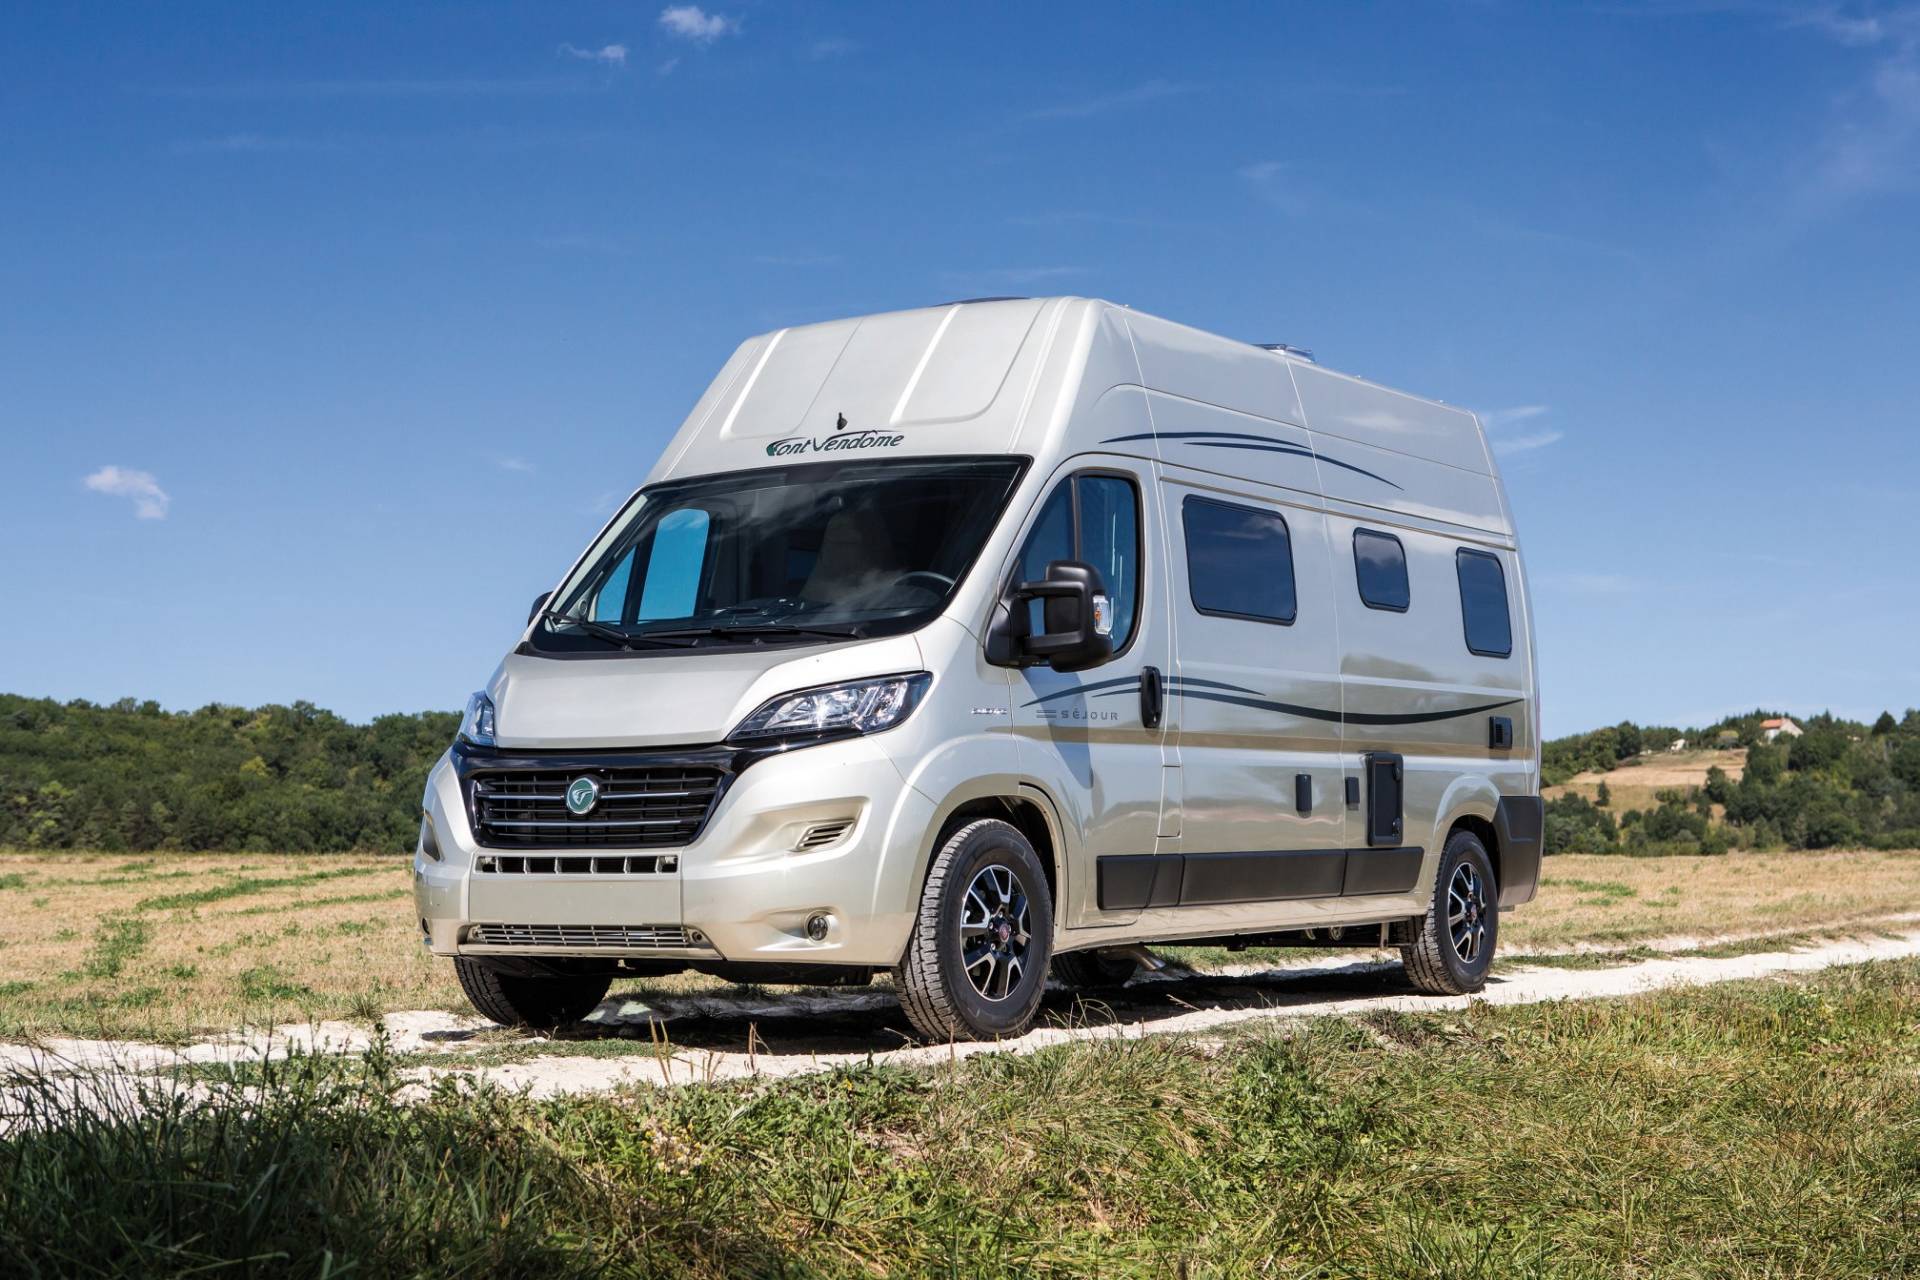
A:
1140,666,1163,729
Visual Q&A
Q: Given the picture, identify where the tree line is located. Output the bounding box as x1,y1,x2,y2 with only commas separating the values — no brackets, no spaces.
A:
0,694,456,853
5,693,1919,856
1545,709,1920,856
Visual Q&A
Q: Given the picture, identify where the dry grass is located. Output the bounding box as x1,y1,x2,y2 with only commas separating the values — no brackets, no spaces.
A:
0,851,459,1042
1508,848,1920,948
1545,746,1746,814
5,846,1920,1042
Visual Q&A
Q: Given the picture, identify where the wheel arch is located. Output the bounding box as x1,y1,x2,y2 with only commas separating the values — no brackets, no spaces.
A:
920,778,1070,930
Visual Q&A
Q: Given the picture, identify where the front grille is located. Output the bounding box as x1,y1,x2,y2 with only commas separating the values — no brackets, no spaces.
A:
475,854,678,875
468,766,724,849
466,923,701,949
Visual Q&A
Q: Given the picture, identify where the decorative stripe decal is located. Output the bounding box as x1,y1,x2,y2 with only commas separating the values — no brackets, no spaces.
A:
1023,675,1522,727
1100,430,1403,491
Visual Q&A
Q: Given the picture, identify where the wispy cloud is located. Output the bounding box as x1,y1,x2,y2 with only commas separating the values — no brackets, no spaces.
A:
937,265,1086,290
559,43,628,68
1023,79,1195,121
84,466,170,520
1480,404,1565,455
1797,17,1920,214
147,78,594,99
495,456,535,474
659,6,739,43
753,252,843,267
167,132,336,156
1237,160,1320,216
1535,571,1639,595
807,37,856,60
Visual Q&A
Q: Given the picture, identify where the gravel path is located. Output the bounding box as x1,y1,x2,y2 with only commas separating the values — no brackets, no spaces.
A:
6,925,1919,1104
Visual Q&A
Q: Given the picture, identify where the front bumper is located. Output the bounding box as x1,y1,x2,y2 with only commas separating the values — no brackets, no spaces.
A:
414,734,937,969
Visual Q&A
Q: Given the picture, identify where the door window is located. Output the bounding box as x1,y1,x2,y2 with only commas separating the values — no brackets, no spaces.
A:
1182,496,1297,624
1014,473,1142,653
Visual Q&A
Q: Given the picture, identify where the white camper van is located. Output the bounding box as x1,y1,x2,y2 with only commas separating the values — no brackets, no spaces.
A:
413,298,1542,1041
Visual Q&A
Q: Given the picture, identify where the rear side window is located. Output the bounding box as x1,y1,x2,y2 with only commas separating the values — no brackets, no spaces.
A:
1456,549,1513,657
1353,529,1409,612
1183,497,1296,624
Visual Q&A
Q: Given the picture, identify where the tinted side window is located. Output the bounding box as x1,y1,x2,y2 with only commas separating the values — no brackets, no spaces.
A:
1456,549,1513,657
1183,497,1296,624
1013,473,1142,652
1353,529,1409,612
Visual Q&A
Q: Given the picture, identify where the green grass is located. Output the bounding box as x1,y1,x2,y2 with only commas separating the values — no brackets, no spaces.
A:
80,916,151,979
133,866,382,912
6,959,1920,1278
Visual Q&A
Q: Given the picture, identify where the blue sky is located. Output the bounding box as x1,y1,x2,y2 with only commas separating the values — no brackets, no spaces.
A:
2,2,1916,735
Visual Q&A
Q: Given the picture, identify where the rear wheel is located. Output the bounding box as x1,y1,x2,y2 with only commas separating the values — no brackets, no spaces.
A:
895,819,1054,1041
454,957,612,1030
1051,948,1140,989
1401,829,1498,995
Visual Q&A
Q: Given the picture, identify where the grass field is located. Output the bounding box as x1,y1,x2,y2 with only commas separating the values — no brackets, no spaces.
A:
3,847,1920,1042
6,956,1919,1277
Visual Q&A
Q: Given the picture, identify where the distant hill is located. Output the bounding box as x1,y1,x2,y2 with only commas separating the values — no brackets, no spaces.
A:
1544,710,1920,855
0,695,456,853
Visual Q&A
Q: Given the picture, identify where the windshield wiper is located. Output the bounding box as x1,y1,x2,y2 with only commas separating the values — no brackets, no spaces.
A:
540,611,696,649
637,623,868,643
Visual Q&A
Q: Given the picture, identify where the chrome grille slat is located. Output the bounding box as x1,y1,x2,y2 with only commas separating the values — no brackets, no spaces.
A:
467,923,698,949
467,765,724,849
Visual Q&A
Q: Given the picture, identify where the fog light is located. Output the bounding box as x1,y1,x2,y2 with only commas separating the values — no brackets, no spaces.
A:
805,913,832,942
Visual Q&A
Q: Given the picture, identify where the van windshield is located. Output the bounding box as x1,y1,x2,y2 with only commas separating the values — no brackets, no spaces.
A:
529,456,1028,654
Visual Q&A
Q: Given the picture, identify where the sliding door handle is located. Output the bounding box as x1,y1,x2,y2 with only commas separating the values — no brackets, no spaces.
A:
1140,666,1163,730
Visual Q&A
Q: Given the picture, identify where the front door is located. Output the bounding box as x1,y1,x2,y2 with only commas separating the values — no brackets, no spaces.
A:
1009,457,1176,927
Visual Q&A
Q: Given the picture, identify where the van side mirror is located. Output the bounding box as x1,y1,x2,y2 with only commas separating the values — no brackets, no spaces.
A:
995,560,1114,673
528,591,552,624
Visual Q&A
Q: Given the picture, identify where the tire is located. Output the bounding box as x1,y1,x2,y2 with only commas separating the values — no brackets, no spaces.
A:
1401,828,1499,995
454,957,612,1030
895,818,1055,1041
1051,948,1140,989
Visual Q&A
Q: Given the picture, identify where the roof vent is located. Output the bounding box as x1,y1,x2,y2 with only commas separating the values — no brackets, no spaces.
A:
1256,342,1316,363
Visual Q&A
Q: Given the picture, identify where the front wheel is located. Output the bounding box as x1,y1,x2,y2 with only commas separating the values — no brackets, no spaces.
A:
895,819,1054,1041
1401,830,1498,995
454,957,612,1030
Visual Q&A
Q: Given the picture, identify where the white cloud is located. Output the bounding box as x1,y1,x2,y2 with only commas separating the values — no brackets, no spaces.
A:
1536,571,1639,595
1237,160,1320,216
559,43,628,68
658,6,739,43
1479,405,1565,455
84,466,170,520
1024,79,1194,121
495,456,535,473
807,37,856,60
1785,4,1920,216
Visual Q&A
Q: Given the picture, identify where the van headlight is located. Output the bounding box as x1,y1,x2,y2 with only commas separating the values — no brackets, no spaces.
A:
729,673,932,745
459,691,497,746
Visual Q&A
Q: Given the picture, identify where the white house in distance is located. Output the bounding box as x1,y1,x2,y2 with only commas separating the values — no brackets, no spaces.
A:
1760,716,1803,742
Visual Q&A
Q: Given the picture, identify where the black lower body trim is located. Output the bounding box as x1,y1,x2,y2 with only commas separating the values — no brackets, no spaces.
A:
1097,847,1424,911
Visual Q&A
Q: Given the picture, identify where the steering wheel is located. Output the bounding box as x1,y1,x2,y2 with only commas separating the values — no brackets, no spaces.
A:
892,570,955,594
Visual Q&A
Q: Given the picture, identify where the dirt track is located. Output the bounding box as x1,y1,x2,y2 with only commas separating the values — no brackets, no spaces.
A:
8,926,1920,1101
